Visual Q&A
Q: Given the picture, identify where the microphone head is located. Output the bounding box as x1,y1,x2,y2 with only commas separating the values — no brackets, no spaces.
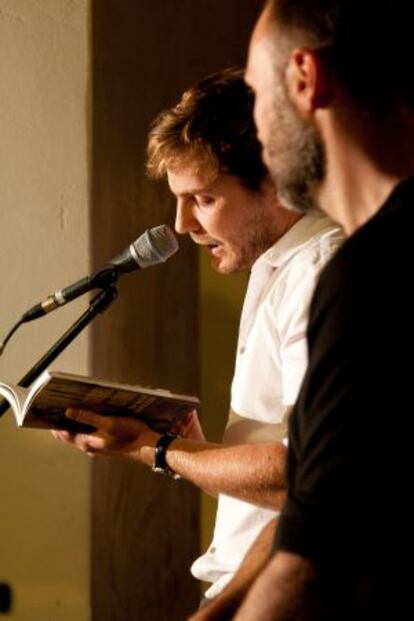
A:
130,225,179,269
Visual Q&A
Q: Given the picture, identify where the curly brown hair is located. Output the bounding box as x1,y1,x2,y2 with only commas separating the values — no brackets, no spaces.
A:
146,67,268,192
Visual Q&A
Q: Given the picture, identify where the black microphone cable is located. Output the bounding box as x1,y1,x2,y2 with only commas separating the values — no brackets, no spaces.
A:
0,224,178,358
0,319,23,358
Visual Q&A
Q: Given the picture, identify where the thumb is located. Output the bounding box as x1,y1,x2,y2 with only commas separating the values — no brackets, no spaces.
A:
183,409,198,425
65,408,106,429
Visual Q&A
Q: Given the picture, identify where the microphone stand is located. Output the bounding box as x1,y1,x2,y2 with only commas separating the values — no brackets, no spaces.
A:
0,286,118,418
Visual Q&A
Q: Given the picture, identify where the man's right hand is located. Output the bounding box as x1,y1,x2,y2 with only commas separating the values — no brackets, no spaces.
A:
51,408,160,464
170,409,206,442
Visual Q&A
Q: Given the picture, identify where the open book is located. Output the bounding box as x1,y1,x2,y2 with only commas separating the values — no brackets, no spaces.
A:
0,370,199,433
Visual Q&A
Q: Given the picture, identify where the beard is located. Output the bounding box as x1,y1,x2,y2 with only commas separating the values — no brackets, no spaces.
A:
226,225,278,273
211,216,280,274
202,199,283,275
264,79,326,214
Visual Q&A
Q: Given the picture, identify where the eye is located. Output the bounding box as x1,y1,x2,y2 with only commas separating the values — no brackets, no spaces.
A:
197,195,215,207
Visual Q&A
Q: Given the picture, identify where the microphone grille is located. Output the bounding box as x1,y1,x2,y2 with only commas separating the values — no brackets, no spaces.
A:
132,225,179,268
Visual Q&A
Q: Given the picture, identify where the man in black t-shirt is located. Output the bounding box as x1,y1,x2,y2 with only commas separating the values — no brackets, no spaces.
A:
271,177,414,619
189,1,414,620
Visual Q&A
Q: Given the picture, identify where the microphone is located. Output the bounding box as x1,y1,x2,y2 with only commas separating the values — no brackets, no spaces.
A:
22,224,178,323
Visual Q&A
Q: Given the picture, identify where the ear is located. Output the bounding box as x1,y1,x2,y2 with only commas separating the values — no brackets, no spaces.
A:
285,48,331,114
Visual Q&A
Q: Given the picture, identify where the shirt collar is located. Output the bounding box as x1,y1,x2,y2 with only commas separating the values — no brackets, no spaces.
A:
259,213,335,269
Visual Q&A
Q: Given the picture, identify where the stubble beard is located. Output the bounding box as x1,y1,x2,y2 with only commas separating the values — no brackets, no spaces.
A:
214,210,280,274
265,80,326,215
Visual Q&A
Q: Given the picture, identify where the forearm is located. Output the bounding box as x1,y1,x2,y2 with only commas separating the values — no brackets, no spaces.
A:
139,436,286,509
190,518,359,621
59,409,286,509
234,552,319,621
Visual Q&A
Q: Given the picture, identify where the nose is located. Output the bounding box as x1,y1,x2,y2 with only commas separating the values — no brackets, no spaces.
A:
174,199,201,235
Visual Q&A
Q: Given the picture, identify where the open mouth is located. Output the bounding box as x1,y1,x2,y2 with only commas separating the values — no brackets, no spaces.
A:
206,243,221,254
191,238,223,256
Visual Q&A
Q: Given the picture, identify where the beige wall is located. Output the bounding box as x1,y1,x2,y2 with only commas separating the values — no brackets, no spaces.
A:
0,1,259,618
89,3,200,616
0,1,91,618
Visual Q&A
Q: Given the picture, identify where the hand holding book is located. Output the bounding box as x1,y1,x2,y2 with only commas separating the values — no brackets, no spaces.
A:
0,370,199,434
52,407,163,464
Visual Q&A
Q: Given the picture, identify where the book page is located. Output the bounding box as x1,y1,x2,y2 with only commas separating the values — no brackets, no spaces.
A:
0,384,31,426
23,372,199,432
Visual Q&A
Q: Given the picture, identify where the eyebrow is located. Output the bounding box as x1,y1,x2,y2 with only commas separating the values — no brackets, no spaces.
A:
174,186,214,198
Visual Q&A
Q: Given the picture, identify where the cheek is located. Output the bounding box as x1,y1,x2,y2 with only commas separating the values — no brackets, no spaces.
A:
254,93,272,141
197,212,214,233
253,95,265,129
200,205,228,233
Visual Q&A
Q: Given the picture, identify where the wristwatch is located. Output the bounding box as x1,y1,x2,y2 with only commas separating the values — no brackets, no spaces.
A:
152,432,181,479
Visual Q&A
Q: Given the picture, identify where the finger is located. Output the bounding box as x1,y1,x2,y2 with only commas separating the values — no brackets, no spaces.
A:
184,409,198,423
69,434,105,454
187,613,205,621
81,435,107,451
173,409,198,431
170,421,184,434
51,429,75,442
65,408,108,430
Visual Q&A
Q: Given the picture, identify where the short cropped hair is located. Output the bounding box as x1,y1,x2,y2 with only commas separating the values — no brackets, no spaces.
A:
266,0,414,110
146,68,268,191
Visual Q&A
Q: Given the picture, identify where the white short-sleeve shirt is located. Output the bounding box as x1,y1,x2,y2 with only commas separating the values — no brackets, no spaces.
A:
191,214,343,599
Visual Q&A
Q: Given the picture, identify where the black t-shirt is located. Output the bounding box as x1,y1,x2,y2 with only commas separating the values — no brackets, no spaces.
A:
274,177,414,616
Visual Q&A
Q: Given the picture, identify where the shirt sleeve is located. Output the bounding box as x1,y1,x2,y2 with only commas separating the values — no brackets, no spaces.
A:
276,246,337,407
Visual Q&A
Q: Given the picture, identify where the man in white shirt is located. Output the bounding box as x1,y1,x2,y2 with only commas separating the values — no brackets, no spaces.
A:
191,213,340,601
52,68,342,602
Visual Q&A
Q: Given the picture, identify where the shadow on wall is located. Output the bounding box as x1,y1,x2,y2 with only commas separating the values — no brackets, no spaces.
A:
200,255,248,442
200,253,248,552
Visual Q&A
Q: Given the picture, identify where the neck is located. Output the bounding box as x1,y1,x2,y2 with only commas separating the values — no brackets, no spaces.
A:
316,99,414,235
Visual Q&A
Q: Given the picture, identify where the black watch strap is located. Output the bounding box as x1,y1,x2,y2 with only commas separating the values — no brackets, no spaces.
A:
152,432,181,480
